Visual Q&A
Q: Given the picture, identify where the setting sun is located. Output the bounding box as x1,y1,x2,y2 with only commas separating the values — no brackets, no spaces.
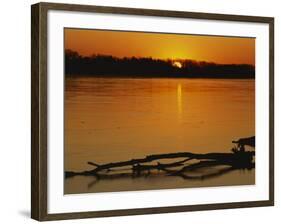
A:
65,28,255,65
173,61,182,68
64,27,256,194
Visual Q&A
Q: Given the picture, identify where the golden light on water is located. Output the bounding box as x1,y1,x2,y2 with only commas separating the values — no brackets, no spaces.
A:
177,84,183,120
65,78,255,193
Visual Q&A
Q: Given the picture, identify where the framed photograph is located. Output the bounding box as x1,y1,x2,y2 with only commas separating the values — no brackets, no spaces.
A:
31,2,274,221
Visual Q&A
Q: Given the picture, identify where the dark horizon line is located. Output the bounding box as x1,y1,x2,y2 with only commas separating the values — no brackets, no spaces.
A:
65,49,255,79
65,49,255,66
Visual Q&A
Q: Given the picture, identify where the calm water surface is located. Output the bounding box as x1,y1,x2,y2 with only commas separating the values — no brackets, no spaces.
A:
64,77,255,194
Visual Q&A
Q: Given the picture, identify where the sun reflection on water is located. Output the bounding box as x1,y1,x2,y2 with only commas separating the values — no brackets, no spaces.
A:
177,83,182,121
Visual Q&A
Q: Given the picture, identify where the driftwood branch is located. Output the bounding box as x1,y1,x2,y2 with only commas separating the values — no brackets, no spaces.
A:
65,138,255,195
65,136,255,186
65,151,255,179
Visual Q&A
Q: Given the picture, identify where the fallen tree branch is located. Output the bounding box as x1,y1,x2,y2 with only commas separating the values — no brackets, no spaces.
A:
65,150,255,179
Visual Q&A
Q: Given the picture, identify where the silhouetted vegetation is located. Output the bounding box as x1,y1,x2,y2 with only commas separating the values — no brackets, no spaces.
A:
65,49,255,79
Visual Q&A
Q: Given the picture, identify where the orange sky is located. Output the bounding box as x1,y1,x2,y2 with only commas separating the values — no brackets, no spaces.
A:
65,28,255,65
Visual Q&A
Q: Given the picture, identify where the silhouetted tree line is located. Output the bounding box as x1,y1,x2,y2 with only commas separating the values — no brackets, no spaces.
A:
65,49,255,78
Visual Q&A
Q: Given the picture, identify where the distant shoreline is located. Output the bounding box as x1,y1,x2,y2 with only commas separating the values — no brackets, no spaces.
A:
65,73,255,79
65,50,255,79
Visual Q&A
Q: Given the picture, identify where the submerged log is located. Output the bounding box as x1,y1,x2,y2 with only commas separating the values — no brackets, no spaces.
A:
232,136,255,147
65,136,256,187
65,150,255,179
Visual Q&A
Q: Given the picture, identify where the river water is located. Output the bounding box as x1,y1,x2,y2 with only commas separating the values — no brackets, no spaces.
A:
64,77,255,194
